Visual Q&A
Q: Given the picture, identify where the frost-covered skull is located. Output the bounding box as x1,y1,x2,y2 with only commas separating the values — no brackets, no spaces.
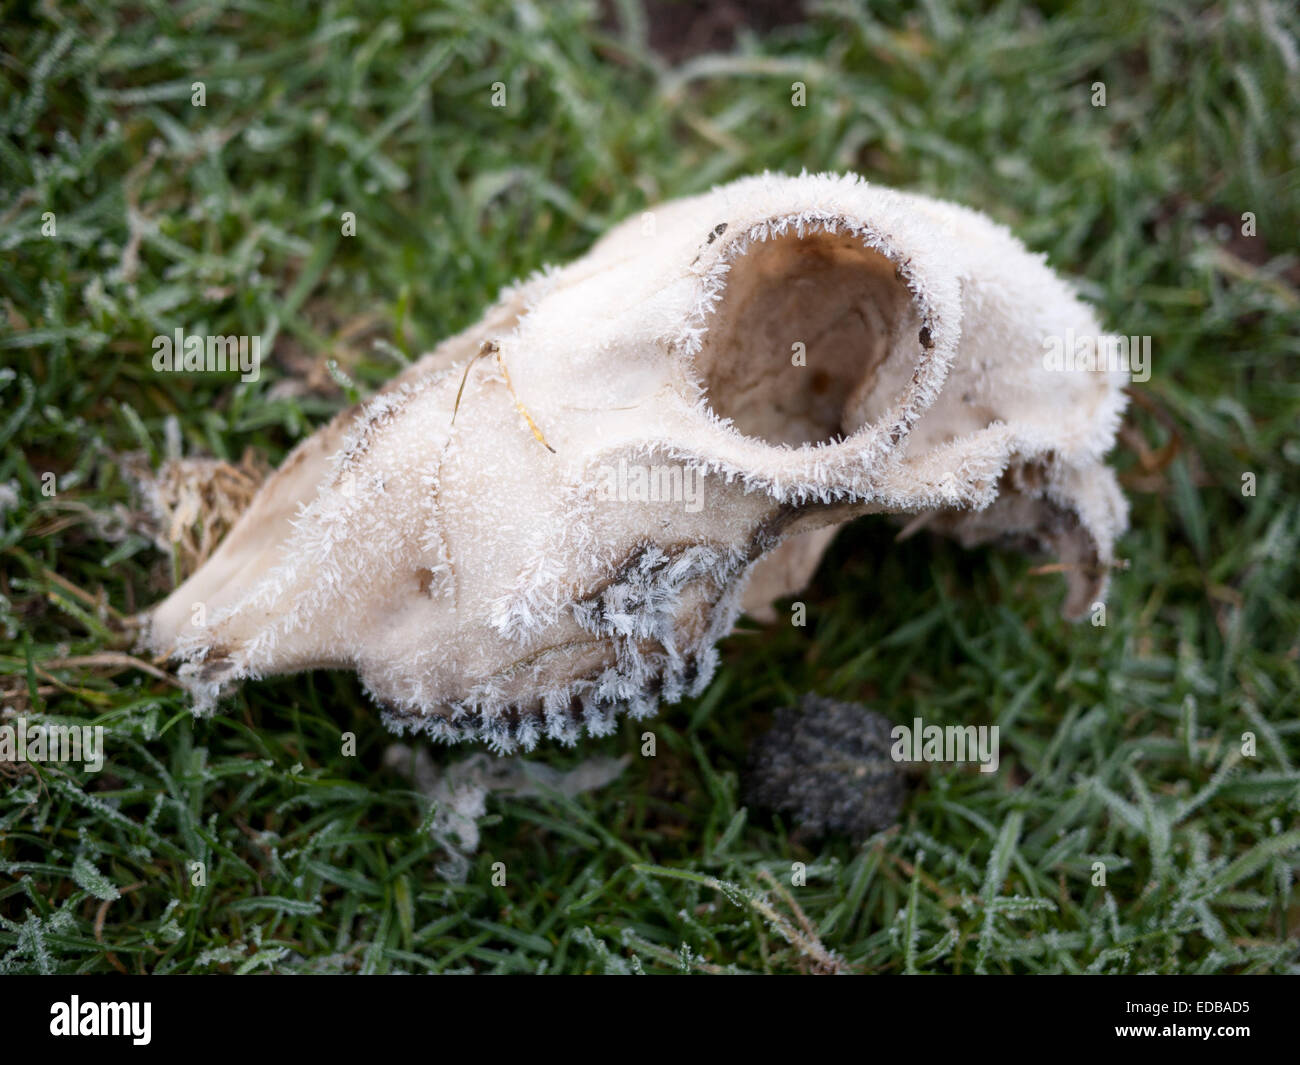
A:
148,172,1128,752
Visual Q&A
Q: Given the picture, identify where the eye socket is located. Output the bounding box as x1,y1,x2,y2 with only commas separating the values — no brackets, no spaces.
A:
692,229,921,448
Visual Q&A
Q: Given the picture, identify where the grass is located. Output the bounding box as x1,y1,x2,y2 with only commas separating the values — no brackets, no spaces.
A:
1,0,1298,974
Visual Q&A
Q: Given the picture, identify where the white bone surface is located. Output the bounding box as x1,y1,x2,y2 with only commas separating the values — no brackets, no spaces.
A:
149,172,1129,752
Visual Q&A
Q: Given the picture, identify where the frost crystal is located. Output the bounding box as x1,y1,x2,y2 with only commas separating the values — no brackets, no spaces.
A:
147,171,1128,752
746,695,906,841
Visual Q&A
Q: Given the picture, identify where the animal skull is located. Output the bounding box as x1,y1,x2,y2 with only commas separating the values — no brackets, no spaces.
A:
148,172,1128,752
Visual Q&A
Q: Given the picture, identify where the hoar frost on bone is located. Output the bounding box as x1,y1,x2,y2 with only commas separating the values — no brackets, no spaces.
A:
148,172,1129,753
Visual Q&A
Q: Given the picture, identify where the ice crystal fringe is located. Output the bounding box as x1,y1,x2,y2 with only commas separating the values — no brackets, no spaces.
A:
149,171,1129,753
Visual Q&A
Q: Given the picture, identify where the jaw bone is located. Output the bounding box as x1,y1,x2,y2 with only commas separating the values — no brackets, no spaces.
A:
148,172,1128,753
